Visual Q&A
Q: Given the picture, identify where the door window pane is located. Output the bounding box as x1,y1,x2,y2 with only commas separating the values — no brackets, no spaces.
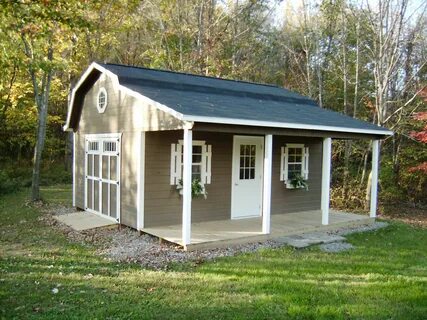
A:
93,155,99,178
110,184,117,218
239,144,256,180
87,155,93,176
110,156,117,181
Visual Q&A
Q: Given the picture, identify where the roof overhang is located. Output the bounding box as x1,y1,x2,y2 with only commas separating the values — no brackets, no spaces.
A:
64,62,393,138
64,62,185,131
182,115,393,137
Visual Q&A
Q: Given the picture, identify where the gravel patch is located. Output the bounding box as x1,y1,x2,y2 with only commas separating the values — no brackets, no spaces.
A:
98,227,283,269
47,204,77,216
44,204,390,269
320,242,354,253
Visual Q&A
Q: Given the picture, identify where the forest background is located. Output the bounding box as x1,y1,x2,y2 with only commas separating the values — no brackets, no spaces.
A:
0,0,426,218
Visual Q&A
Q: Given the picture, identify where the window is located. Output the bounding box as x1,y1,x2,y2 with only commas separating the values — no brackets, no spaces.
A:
88,141,99,152
239,145,256,180
103,141,117,153
188,144,203,181
280,144,309,188
170,140,212,185
97,87,108,113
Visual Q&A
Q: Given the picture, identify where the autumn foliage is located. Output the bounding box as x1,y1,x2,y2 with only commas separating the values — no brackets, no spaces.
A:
409,111,427,173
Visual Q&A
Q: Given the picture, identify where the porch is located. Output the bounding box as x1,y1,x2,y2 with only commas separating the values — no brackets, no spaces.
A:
142,210,373,250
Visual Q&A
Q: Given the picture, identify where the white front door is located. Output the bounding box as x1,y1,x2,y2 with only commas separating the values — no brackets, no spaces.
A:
231,136,264,219
85,134,121,222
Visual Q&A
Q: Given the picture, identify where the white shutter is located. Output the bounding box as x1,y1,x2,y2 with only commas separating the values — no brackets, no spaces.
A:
280,146,289,181
280,147,284,181
170,143,182,185
303,146,309,180
202,144,212,184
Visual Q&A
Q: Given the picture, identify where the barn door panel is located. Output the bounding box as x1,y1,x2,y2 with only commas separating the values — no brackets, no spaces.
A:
85,134,121,222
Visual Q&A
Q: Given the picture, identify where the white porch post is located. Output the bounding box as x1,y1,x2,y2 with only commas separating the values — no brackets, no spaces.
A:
321,137,332,225
136,131,145,230
262,134,273,234
370,140,380,218
182,128,193,245
72,132,76,207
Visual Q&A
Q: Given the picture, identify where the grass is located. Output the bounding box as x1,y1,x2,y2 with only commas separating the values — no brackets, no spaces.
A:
0,185,426,319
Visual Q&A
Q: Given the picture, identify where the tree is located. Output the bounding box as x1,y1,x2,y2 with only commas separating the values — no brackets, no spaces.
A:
1,0,89,200
409,111,427,172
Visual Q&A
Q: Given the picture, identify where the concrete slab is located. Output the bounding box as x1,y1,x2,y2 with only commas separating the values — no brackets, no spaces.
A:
54,212,117,231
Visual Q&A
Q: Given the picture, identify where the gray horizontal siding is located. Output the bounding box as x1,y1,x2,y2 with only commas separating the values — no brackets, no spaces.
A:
144,130,232,227
144,131,322,228
271,136,322,215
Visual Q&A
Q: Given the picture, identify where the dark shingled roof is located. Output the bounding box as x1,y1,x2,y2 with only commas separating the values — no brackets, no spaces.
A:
100,63,391,135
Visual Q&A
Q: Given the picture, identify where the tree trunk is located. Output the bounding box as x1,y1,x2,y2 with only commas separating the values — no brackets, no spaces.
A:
31,101,48,201
231,0,239,76
341,4,350,199
360,142,371,187
364,171,372,210
342,140,352,198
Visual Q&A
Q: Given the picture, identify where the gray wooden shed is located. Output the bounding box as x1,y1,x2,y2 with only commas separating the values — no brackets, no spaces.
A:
64,62,392,250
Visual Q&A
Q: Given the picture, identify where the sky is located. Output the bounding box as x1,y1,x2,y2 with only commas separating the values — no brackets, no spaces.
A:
271,0,426,26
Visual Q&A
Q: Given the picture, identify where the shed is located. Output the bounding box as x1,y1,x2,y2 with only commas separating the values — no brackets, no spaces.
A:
64,62,392,250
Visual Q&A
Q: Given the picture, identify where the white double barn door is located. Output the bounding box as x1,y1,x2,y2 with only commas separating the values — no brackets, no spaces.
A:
85,134,121,222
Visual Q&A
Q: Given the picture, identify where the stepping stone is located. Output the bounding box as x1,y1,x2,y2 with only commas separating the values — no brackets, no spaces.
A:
276,232,346,248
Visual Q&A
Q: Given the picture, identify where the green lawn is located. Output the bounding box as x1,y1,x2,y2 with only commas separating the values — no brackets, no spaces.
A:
0,186,426,319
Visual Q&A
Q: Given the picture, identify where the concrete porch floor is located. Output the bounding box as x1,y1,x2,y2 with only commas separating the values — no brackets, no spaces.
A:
142,210,373,250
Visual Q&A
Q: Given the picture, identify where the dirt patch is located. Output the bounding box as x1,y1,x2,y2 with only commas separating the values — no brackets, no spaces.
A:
379,204,427,228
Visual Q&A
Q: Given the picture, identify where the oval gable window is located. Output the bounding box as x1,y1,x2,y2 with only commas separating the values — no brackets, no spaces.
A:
97,87,108,113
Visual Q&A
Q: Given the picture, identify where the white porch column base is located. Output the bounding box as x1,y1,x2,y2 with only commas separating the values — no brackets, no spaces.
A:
262,134,273,234
182,128,193,245
370,140,380,218
321,137,332,225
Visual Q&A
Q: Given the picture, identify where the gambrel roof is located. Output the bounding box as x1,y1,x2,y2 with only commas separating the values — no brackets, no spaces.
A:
64,62,392,137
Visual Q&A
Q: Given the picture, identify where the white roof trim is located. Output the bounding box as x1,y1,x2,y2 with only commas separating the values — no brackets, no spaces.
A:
182,115,393,136
64,62,117,131
64,62,392,137
64,62,184,131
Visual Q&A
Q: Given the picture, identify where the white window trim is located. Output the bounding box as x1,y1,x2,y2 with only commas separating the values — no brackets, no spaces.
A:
97,87,108,113
170,140,212,190
280,143,309,189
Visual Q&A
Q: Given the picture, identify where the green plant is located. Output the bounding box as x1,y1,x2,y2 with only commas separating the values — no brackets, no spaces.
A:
177,178,207,199
290,174,308,190
0,169,22,195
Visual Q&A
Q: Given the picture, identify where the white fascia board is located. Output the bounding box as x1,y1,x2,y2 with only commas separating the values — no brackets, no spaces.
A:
64,62,185,131
64,62,119,131
182,115,393,136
